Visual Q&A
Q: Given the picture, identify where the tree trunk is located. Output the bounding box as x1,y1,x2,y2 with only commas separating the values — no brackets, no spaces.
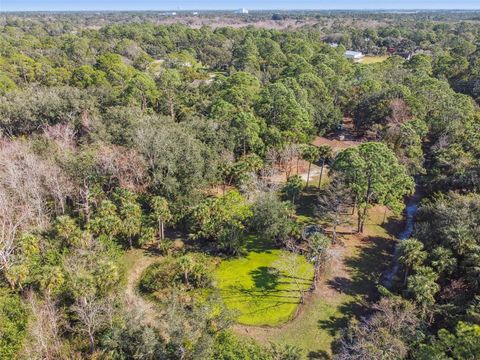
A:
169,99,175,120
404,267,410,286
306,162,311,188
359,177,373,233
296,157,300,174
357,206,362,233
83,182,91,223
318,160,325,188
359,205,369,233
88,331,95,354
184,271,189,286
160,221,164,241
312,258,320,291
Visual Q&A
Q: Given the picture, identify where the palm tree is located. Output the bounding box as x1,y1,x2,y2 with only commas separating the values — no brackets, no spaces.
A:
398,238,427,285
301,145,319,188
307,234,331,290
151,196,172,242
283,175,303,204
407,266,440,311
317,144,333,189
178,255,194,287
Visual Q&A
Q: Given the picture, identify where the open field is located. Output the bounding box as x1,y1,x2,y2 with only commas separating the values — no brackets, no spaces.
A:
359,55,389,64
215,236,314,326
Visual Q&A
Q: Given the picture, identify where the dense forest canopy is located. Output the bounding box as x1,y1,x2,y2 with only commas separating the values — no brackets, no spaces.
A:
0,10,479,359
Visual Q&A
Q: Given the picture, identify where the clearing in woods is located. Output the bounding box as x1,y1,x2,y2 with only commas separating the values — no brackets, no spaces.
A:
214,236,314,326
359,55,390,64
234,198,402,359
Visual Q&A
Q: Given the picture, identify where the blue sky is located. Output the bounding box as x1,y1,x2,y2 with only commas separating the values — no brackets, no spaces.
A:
1,0,480,11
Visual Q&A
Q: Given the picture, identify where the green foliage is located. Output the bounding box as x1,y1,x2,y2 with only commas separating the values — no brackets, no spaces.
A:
332,142,414,232
250,192,296,244
88,200,122,239
140,253,215,295
210,331,273,360
150,196,172,241
0,289,29,359
217,71,261,109
221,154,264,188
54,215,83,248
300,144,319,163
113,188,142,247
134,117,218,197
256,82,313,143
1,13,480,359
416,322,480,359
231,112,265,156
282,175,303,203
409,192,480,328
101,312,167,359
189,191,252,254
399,239,427,273
407,266,440,310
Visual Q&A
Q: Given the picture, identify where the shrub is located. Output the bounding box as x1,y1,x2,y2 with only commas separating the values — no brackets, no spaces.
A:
250,192,296,244
139,253,215,295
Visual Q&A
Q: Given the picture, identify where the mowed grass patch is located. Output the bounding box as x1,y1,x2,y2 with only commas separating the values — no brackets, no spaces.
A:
215,237,314,326
360,55,389,64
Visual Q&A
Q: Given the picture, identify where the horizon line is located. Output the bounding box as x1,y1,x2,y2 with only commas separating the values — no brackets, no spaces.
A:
2,8,480,12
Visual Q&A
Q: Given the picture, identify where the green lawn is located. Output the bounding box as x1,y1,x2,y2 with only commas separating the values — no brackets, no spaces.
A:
215,236,314,326
272,292,354,359
359,55,389,64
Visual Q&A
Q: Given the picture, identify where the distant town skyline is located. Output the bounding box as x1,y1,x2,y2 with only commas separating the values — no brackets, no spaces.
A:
1,0,480,12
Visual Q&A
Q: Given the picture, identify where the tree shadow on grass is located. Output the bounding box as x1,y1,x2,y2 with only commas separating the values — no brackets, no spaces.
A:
245,236,276,253
250,266,280,291
308,350,331,360
317,299,374,356
295,189,318,220
318,299,371,336
332,236,395,302
318,235,395,355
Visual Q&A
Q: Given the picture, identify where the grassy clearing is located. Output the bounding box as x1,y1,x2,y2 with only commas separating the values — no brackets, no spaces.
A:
234,193,401,359
271,289,353,359
359,55,389,64
215,236,314,326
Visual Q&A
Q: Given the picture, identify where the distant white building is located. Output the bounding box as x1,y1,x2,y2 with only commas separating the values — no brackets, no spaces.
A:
235,8,249,14
344,50,364,60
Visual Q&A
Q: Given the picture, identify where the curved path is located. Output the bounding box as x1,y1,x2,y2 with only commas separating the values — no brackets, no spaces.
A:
124,249,162,326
